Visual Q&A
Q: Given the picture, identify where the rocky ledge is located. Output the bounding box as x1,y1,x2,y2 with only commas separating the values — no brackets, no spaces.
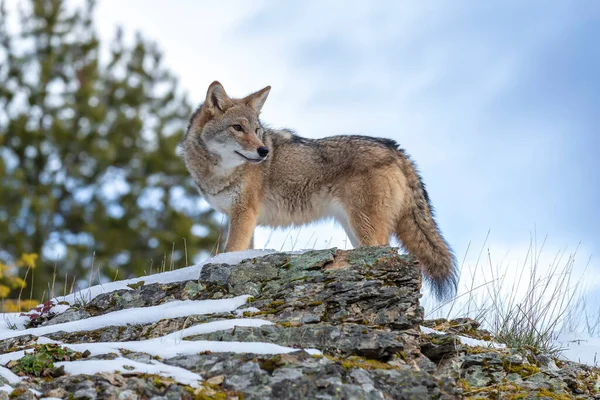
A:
0,247,598,399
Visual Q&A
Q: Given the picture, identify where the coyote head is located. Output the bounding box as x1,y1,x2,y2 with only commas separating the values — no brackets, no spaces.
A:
184,81,271,170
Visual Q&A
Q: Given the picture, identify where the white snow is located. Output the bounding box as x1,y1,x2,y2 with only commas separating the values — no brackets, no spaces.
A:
0,313,20,335
47,303,70,315
56,357,203,387
56,249,275,305
420,325,600,368
554,332,600,367
0,350,26,366
0,296,253,341
160,318,272,342
0,318,320,366
0,249,328,389
0,384,13,393
4,249,276,331
7,246,598,390
0,366,20,383
420,326,506,349
457,334,506,349
235,307,260,316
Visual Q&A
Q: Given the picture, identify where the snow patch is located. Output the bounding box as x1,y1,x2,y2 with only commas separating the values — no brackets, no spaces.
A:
0,318,321,366
0,366,20,383
235,307,260,317
0,384,13,393
554,332,600,367
57,249,274,305
56,357,203,387
420,326,506,349
0,296,252,341
2,249,277,333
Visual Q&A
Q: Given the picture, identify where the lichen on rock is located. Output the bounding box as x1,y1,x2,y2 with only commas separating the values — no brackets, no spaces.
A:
0,247,598,399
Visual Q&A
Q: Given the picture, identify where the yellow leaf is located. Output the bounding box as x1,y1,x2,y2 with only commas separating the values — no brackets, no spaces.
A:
0,285,10,298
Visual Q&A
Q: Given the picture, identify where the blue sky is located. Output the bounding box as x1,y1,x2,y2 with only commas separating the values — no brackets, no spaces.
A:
93,1,600,307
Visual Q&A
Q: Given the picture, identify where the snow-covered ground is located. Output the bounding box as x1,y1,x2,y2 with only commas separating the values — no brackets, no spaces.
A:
0,249,598,394
554,332,600,367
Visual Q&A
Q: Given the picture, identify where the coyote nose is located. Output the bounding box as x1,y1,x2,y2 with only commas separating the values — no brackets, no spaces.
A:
257,146,269,158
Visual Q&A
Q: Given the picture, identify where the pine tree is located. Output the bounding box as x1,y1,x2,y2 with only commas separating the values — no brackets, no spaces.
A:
0,0,219,301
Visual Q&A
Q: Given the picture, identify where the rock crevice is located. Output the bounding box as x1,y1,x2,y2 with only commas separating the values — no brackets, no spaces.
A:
0,247,598,399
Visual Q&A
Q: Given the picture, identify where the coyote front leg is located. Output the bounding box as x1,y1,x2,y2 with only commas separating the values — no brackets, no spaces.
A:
224,205,258,252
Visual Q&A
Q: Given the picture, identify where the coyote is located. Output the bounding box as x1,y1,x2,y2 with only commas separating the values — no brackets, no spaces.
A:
181,82,457,299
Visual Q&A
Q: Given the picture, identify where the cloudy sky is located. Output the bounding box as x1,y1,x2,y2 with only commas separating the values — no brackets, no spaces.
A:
92,1,599,309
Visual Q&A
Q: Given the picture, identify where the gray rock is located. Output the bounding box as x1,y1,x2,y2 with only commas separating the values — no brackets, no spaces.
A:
73,388,97,400
2,247,597,399
118,391,139,400
45,307,91,326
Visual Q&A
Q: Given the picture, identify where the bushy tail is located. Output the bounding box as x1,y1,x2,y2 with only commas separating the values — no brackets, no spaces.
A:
395,165,458,301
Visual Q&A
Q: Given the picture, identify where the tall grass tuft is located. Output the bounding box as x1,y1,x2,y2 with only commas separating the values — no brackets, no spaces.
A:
423,232,597,356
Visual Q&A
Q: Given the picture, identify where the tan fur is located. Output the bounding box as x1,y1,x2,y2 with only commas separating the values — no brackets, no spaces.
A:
181,82,458,300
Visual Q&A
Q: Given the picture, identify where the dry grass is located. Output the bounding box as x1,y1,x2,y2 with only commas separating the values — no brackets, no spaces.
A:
424,231,598,355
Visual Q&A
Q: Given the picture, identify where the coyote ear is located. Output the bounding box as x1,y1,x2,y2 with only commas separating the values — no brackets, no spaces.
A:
244,85,271,113
205,81,232,114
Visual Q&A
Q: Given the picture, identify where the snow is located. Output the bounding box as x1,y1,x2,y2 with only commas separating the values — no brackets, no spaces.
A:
235,307,260,316
47,304,70,315
0,250,319,383
56,357,203,387
0,384,13,393
0,313,20,336
554,332,600,367
420,326,506,349
51,249,274,308
161,318,272,341
0,249,327,388
4,246,598,389
3,249,276,332
0,366,20,383
0,296,253,340
420,326,600,368
0,318,320,366
59,338,321,359
0,350,26,367
457,334,506,349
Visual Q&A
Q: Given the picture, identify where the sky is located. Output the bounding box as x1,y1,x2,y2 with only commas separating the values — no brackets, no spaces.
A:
90,1,600,311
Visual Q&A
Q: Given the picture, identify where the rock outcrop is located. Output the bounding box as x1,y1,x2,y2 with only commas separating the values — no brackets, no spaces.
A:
0,247,598,399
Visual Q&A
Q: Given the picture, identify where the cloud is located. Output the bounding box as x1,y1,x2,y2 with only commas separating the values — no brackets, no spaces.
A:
93,0,599,308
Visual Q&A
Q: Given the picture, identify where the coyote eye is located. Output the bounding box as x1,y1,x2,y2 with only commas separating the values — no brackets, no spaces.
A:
232,124,243,132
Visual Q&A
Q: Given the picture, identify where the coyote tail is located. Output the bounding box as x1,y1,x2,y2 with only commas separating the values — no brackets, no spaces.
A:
396,158,458,301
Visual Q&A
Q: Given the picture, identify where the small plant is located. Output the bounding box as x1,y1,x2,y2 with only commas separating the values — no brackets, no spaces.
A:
4,317,18,330
7,344,90,377
183,281,204,298
19,300,70,328
127,281,145,290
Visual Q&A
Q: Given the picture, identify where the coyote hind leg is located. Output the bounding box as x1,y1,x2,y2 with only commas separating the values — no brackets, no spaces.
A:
346,206,391,247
